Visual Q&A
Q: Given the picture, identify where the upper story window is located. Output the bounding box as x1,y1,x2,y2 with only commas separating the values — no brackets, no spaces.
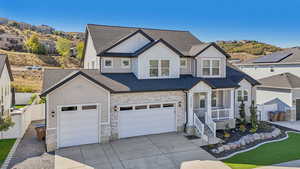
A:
149,60,170,78
121,59,130,68
104,58,113,68
180,59,187,68
202,59,220,77
237,90,248,102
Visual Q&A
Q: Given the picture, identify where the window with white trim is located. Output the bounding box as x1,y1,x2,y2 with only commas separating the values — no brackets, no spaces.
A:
121,59,130,68
104,59,113,68
180,59,187,68
149,60,170,78
202,59,220,76
211,91,217,107
237,90,248,102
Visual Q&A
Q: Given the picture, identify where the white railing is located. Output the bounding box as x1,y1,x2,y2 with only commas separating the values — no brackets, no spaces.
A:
206,115,216,137
193,108,206,118
212,108,233,120
193,113,204,136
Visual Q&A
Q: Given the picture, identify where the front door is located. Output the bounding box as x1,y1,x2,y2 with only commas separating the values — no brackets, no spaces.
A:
296,99,300,120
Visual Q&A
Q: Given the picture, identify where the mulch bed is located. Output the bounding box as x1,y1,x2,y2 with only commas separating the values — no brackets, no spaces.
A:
201,122,296,158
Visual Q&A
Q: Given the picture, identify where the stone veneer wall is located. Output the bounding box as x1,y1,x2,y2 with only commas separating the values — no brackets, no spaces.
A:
110,91,186,140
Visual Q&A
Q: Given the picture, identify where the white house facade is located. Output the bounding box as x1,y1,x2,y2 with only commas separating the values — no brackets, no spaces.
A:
41,24,259,151
0,54,13,116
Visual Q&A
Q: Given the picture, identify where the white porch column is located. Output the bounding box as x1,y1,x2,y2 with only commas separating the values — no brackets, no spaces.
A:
187,92,194,126
230,89,235,119
206,91,212,123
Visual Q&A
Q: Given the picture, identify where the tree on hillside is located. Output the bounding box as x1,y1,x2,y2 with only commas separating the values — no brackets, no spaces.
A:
76,41,84,60
24,34,45,54
56,38,71,68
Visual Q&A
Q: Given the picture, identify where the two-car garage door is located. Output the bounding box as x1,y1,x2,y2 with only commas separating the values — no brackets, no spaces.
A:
58,104,100,148
118,103,177,138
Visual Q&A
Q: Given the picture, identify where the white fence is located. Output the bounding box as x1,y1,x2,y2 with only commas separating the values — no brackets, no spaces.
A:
0,104,45,139
193,113,204,136
15,93,35,105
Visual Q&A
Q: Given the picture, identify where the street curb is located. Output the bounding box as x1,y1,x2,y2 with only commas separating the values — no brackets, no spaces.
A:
0,137,22,169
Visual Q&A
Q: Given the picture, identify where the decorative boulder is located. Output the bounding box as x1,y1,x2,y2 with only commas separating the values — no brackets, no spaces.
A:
211,149,218,153
217,146,224,153
253,133,260,140
223,145,231,151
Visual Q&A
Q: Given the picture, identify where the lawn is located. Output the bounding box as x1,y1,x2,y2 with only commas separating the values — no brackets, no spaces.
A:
223,132,300,169
0,139,16,166
14,105,26,109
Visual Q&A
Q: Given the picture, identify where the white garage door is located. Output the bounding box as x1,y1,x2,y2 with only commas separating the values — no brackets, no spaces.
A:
118,103,176,138
58,104,100,148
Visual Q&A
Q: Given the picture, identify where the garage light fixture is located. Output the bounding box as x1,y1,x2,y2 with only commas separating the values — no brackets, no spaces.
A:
178,101,182,107
114,106,119,111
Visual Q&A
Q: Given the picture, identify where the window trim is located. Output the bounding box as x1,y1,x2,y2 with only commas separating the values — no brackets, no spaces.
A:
237,89,249,102
201,58,221,77
148,59,170,78
180,58,187,69
121,58,131,68
103,58,113,68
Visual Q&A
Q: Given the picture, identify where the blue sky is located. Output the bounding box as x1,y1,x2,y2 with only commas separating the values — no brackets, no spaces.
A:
1,0,299,47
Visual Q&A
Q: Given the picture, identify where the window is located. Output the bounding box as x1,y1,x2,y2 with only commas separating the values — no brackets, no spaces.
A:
161,60,170,76
163,103,174,108
149,104,161,109
237,90,248,102
104,59,113,68
180,59,187,68
121,59,130,68
211,91,217,107
202,59,221,76
135,105,147,110
199,95,206,108
82,105,97,110
120,106,133,111
149,60,170,77
61,106,77,111
91,61,95,69
149,60,159,77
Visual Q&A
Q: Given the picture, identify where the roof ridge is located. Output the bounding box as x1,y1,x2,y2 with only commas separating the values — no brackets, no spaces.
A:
87,23,190,32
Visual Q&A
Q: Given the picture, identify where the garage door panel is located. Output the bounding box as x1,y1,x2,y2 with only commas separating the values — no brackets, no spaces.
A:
58,104,100,148
119,107,176,138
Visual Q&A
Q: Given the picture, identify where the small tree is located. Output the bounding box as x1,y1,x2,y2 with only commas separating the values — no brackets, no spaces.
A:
250,100,258,129
24,34,40,53
0,116,15,138
239,100,246,124
56,38,71,68
76,41,84,60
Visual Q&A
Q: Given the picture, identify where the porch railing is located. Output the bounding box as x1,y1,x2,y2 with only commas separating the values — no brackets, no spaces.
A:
206,115,216,137
193,113,204,137
212,108,233,120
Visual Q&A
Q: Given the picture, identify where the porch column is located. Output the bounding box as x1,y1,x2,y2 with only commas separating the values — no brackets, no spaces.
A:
230,89,235,118
187,92,194,126
206,91,212,123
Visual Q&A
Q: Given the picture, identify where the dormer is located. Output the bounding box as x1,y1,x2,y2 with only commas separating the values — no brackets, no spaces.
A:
193,43,230,78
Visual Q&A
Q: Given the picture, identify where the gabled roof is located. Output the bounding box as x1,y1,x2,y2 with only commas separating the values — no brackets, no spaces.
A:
0,54,13,81
86,24,202,57
258,73,300,89
41,65,259,96
238,48,300,65
190,42,231,58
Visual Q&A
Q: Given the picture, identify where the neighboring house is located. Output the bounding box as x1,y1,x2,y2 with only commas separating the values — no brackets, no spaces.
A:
0,54,13,116
257,73,300,121
39,39,56,54
35,25,54,34
41,24,259,151
236,48,300,79
0,33,24,51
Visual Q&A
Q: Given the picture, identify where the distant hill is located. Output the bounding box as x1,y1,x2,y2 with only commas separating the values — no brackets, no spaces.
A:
216,40,283,61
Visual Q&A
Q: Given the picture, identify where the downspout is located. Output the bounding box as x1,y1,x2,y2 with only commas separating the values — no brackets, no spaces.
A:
44,97,48,151
184,91,189,132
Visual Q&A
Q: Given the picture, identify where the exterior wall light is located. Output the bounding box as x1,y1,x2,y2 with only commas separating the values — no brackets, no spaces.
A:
114,106,118,111
178,101,182,107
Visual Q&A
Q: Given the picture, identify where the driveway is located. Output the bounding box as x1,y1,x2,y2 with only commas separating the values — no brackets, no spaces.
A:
55,132,218,169
273,121,300,131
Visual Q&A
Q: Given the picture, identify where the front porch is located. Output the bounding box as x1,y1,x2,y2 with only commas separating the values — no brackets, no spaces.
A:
187,84,236,139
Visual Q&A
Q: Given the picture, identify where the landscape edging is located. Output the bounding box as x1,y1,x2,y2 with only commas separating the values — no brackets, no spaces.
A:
218,131,300,160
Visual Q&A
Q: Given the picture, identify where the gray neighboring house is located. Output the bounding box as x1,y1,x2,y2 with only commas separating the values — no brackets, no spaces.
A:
41,24,259,151
236,48,300,79
0,33,24,51
257,73,300,121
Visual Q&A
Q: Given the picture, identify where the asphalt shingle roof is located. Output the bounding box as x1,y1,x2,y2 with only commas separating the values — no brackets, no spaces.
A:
87,24,203,56
258,73,300,89
41,65,259,96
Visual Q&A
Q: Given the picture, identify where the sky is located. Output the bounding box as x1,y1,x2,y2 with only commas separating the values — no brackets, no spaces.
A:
1,0,299,48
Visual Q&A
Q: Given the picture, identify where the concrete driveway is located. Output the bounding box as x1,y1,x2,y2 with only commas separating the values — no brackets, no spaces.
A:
55,132,218,169
273,121,300,131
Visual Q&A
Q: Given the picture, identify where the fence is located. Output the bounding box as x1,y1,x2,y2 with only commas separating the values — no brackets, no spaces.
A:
15,93,35,105
0,103,45,139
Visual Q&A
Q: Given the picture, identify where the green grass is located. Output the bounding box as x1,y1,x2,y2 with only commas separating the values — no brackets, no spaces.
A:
0,139,16,166
14,105,26,109
223,132,300,169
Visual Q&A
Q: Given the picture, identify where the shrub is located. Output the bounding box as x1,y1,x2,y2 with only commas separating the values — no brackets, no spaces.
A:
239,124,246,132
239,100,246,124
0,116,15,132
39,97,46,104
28,94,37,105
250,100,258,129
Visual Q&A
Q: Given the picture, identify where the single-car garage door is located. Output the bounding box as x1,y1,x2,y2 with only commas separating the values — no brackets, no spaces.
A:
58,104,100,148
118,103,176,138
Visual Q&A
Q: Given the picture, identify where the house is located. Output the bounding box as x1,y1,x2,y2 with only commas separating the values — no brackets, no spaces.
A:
39,39,56,54
236,48,300,79
0,54,13,116
35,25,54,34
257,73,300,122
0,33,24,51
40,24,259,151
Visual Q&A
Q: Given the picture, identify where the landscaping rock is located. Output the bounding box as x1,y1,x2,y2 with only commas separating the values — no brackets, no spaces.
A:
217,146,224,153
211,149,218,153
223,145,231,151
253,133,260,140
